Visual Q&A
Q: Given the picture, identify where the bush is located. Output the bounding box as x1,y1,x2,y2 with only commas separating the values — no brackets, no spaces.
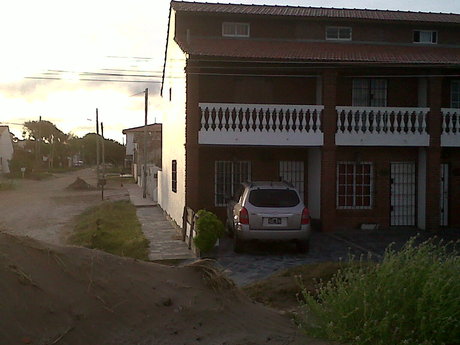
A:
193,210,225,253
298,238,460,345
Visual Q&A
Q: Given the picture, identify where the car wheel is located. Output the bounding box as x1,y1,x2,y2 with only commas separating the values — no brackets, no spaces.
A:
226,219,234,238
233,234,243,253
296,239,310,254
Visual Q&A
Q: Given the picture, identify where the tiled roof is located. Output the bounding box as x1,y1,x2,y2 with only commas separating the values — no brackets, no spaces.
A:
171,1,460,24
176,37,460,65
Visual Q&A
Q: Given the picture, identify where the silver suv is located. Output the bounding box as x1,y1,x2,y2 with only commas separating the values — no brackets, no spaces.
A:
226,181,311,253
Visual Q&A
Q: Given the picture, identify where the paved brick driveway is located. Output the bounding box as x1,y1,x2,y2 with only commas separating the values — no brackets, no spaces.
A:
215,227,460,286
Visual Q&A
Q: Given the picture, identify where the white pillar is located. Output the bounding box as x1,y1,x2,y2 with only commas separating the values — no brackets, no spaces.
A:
308,147,321,219
417,148,427,230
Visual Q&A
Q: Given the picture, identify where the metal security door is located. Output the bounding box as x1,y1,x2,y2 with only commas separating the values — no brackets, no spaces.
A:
440,164,449,227
279,161,305,202
390,162,416,226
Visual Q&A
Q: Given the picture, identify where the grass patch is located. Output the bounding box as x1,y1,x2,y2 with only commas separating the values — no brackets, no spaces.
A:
243,262,344,312
69,200,149,260
298,238,460,345
0,180,16,191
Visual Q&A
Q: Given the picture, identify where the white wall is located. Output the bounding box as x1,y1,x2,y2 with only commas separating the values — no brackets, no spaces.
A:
417,148,427,230
308,147,321,219
125,132,135,155
158,8,187,226
0,128,13,174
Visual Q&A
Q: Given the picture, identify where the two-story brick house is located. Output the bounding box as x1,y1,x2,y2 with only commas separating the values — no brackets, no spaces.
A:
159,1,460,232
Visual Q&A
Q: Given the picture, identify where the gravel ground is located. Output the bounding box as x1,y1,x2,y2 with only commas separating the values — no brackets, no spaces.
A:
0,169,128,244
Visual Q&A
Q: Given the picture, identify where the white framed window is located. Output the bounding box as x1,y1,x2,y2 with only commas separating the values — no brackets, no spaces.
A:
352,78,387,107
222,22,250,37
413,30,437,44
337,162,373,209
215,161,251,206
326,26,352,41
451,80,460,108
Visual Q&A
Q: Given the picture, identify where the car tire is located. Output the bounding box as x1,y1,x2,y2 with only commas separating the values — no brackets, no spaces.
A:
296,239,310,254
226,219,234,238
233,234,243,253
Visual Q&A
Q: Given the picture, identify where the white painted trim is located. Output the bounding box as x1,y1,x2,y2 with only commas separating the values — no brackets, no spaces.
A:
417,148,426,230
308,148,321,219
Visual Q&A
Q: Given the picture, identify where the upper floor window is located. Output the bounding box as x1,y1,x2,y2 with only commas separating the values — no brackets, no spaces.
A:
222,22,250,37
326,26,352,41
352,79,387,107
451,80,460,108
413,30,437,44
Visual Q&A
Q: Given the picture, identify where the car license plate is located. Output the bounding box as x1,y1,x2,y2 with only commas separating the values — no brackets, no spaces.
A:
267,217,282,225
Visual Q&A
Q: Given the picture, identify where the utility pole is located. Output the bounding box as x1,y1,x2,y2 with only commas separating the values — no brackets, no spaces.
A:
96,108,100,182
143,88,148,199
101,122,106,201
35,115,42,169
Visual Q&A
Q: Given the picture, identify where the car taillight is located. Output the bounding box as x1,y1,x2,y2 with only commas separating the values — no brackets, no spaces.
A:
301,207,310,225
239,207,249,224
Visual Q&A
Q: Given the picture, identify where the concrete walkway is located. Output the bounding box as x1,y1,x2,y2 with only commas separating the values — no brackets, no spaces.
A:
126,183,194,261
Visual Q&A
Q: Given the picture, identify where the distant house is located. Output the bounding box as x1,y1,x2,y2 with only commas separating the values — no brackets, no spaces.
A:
122,123,162,200
0,126,14,174
159,1,460,231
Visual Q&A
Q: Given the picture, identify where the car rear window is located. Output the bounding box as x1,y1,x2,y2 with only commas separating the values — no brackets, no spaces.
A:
248,189,300,207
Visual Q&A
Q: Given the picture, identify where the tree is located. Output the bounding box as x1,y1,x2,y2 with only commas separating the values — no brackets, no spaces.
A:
79,134,124,167
23,120,69,168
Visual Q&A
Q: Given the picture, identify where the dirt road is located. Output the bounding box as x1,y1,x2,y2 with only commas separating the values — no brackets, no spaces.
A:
0,169,128,245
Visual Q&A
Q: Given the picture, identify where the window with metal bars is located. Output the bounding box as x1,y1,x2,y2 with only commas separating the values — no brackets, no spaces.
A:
279,161,305,202
352,79,387,107
172,160,177,193
215,161,251,206
337,162,373,209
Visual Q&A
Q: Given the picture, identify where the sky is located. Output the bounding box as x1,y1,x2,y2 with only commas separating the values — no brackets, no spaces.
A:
1,0,460,143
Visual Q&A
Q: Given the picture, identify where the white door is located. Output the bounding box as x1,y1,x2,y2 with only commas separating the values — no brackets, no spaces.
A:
440,164,449,227
279,161,305,202
390,162,416,226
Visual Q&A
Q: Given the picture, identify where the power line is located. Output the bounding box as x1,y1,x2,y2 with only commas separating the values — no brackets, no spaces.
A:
25,76,162,83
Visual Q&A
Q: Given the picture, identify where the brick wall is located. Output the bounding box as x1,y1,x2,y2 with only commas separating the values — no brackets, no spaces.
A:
176,13,460,44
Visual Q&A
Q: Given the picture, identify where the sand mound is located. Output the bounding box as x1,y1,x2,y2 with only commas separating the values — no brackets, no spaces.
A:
0,233,330,345
66,177,95,191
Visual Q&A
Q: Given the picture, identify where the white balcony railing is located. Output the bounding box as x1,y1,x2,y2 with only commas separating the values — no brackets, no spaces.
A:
336,106,430,146
198,103,324,146
441,108,460,147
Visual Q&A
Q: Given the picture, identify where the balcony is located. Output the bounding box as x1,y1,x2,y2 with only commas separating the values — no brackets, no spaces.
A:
335,106,430,146
441,108,460,147
198,103,324,146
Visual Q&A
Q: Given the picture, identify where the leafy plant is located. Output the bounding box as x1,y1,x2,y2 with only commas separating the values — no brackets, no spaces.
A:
297,238,460,345
193,210,225,253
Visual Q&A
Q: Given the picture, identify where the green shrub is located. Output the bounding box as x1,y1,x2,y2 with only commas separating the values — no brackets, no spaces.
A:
193,210,225,253
298,238,460,345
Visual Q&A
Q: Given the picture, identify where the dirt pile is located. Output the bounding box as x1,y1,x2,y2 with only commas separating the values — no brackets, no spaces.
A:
66,177,95,191
0,233,330,345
